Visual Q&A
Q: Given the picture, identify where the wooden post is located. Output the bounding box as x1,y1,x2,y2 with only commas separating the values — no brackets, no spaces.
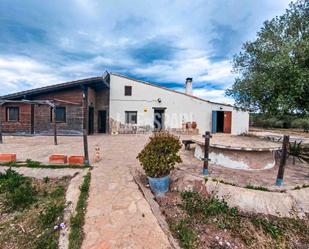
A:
0,105,3,144
82,87,89,166
53,107,58,145
30,104,35,134
276,135,289,186
203,131,212,175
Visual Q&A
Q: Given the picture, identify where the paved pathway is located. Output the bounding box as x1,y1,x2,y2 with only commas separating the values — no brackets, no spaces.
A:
82,135,172,249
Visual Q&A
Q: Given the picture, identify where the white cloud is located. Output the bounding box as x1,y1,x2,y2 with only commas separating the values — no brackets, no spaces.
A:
193,89,234,105
130,54,233,87
0,56,65,92
196,60,232,83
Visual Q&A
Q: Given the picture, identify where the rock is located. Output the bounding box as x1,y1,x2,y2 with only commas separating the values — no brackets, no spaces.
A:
170,169,208,197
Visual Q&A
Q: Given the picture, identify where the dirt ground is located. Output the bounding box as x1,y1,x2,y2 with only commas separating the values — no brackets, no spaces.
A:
1,134,309,249
250,127,309,144
156,191,309,249
250,127,309,138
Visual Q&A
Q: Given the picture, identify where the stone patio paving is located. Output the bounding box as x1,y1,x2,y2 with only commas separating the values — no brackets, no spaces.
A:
81,135,172,249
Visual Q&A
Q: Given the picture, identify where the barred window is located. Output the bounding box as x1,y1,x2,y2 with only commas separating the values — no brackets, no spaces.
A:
125,111,137,124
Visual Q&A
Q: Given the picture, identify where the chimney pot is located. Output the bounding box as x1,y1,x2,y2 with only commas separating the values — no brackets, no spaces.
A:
185,77,193,95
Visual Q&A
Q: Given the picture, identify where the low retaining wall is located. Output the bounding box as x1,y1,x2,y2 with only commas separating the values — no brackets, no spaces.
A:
206,180,309,218
171,169,309,218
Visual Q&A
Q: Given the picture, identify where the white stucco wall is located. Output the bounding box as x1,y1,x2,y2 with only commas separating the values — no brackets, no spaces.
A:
109,74,249,135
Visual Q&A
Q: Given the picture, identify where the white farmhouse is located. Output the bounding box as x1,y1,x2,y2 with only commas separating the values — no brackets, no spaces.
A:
109,73,249,135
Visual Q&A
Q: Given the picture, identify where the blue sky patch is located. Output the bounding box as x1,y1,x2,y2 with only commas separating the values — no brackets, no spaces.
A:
129,37,181,64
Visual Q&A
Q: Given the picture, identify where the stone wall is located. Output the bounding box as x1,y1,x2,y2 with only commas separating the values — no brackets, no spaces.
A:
32,87,84,135
33,104,83,135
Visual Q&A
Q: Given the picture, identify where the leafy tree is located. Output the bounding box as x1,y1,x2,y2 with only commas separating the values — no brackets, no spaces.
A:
226,0,309,116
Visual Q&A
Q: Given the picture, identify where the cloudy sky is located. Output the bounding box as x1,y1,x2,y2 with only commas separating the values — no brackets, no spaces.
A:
0,0,291,103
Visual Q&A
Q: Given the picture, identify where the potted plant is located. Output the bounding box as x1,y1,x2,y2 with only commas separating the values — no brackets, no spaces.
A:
137,132,182,194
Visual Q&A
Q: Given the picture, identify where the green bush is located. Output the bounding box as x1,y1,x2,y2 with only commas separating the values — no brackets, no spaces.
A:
38,203,65,227
180,191,237,217
6,181,37,210
268,117,282,128
0,168,37,210
35,233,58,249
250,114,308,130
251,217,282,240
250,115,282,128
43,176,50,183
0,168,26,192
50,186,65,199
137,132,182,178
26,159,41,167
170,219,197,249
291,118,309,132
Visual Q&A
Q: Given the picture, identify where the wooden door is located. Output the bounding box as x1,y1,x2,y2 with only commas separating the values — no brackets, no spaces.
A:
88,107,94,134
212,111,217,133
223,111,232,133
98,110,107,133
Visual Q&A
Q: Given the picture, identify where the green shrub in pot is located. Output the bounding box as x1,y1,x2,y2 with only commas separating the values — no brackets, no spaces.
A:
137,132,182,193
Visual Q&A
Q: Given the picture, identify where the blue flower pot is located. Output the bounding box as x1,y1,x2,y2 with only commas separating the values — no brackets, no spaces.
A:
148,175,170,194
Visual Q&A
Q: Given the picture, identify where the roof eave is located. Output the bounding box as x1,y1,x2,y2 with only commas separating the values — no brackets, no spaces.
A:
0,76,108,100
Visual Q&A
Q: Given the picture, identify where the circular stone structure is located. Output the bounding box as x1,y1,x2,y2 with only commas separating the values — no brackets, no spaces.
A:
192,134,281,170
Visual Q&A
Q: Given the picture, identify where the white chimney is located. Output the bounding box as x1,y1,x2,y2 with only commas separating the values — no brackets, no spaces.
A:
185,77,193,95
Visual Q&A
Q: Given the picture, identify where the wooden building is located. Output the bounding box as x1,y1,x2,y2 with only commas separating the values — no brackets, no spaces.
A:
0,73,110,135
